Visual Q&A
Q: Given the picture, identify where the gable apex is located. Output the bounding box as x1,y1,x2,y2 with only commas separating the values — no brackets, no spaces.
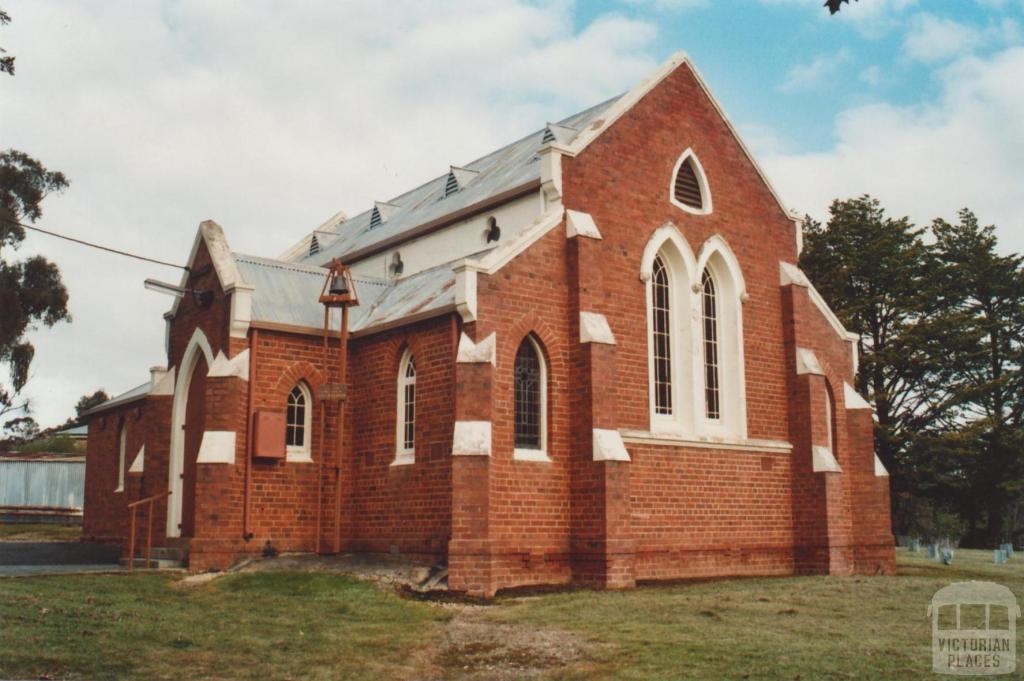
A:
563,51,800,226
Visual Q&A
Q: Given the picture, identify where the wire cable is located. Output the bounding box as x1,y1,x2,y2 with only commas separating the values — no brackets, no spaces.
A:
0,215,189,271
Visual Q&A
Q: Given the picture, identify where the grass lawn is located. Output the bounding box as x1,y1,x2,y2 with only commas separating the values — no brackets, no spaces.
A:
0,522,81,541
1,549,1021,680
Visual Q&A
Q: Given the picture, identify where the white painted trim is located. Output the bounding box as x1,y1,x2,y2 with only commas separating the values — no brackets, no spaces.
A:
391,452,415,467
128,445,145,474
539,146,563,206
874,454,889,477
639,222,698,283
285,381,313,463
116,424,127,492
374,201,400,223
779,261,860,372
669,148,713,216
643,224,698,436
453,263,478,323
452,421,492,457
695,236,748,439
843,382,872,410
812,445,842,473
619,429,793,454
196,431,236,464
394,349,416,463
796,348,825,376
472,207,564,275
456,332,496,365
514,448,553,463
166,327,215,538
565,210,602,240
593,428,631,462
207,349,250,380
149,366,175,396
579,312,616,345
165,221,254,341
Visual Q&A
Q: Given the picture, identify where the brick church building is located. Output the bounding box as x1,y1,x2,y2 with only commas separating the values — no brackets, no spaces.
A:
81,53,895,596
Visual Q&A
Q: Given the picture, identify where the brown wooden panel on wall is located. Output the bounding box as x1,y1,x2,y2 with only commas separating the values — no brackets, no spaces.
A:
253,409,286,459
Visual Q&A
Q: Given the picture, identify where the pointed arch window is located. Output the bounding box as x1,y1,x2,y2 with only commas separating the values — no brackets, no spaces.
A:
670,149,712,215
286,383,313,462
394,350,416,465
514,336,549,461
701,269,721,421
652,255,673,416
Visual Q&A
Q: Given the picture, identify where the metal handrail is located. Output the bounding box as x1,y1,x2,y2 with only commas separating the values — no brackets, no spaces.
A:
127,490,171,572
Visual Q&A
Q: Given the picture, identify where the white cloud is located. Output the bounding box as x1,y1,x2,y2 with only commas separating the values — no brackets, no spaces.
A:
622,0,707,11
781,49,851,91
903,13,984,62
1,0,659,427
762,46,1024,258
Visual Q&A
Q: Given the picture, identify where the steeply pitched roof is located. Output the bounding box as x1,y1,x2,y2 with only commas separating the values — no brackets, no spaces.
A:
291,96,622,267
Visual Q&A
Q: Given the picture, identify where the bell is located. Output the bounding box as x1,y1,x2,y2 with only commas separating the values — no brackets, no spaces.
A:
329,273,349,296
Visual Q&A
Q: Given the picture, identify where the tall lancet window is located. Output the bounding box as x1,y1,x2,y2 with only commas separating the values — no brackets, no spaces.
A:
701,269,721,421
652,255,673,415
514,336,545,451
394,349,416,465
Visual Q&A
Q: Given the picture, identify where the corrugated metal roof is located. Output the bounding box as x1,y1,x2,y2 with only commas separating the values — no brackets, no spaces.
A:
234,253,457,335
82,381,150,418
291,95,622,267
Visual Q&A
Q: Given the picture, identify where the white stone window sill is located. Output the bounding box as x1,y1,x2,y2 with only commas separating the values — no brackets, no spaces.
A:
286,450,314,464
391,453,416,467
622,429,792,454
514,448,552,463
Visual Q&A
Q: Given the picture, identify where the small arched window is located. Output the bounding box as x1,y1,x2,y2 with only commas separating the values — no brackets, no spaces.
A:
701,269,721,421
514,336,548,460
825,380,837,453
652,255,673,416
394,350,416,465
286,383,313,462
116,422,127,492
670,149,711,215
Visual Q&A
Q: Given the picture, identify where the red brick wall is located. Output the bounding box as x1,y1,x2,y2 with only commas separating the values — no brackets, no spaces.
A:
82,396,171,548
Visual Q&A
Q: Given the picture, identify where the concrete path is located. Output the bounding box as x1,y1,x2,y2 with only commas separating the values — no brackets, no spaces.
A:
0,541,121,576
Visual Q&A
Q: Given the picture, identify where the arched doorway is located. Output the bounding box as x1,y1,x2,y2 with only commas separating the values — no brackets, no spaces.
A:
179,354,207,537
167,329,213,538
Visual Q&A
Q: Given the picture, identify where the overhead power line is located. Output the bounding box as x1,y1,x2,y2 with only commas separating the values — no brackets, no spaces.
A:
0,215,188,271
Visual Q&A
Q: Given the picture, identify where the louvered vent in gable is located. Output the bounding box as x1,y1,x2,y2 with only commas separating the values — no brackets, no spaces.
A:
670,150,711,214
444,171,459,197
541,127,556,144
369,206,383,229
309,235,320,256
441,166,480,199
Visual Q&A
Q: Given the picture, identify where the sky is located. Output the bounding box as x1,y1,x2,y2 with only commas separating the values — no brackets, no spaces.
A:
2,0,1023,429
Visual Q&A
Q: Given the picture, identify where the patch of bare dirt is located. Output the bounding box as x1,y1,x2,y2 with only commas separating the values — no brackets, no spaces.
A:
413,605,592,681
